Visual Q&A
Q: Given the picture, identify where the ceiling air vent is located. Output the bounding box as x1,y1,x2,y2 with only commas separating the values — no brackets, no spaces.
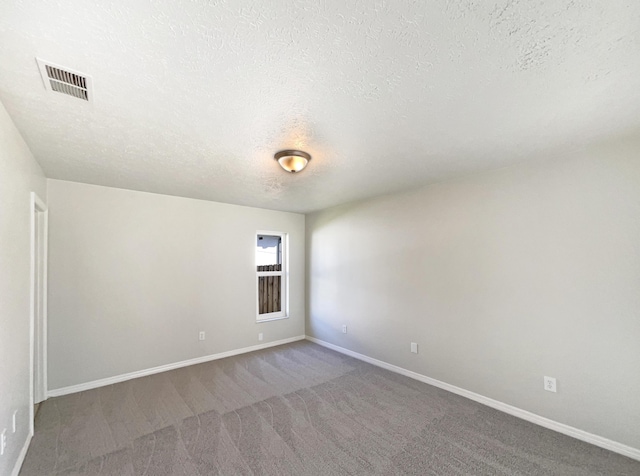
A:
36,58,92,102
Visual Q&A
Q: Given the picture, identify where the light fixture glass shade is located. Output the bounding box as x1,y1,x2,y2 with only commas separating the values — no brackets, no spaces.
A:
274,150,311,173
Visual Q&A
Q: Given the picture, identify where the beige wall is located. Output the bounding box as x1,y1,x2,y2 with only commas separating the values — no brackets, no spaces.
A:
0,102,46,475
47,180,305,390
306,137,640,449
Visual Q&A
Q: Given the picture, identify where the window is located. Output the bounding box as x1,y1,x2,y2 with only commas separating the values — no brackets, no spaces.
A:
256,232,287,321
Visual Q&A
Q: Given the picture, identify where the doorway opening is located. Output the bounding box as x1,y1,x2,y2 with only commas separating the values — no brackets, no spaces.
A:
30,192,48,432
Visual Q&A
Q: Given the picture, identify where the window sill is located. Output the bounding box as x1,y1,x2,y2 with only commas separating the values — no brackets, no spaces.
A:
256,315,289,323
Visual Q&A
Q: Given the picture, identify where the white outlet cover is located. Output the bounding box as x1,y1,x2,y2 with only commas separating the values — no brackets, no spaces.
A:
199,331,205,341
258,333,263,341
342,325,347,334
544,376,557,392
410,342,418,354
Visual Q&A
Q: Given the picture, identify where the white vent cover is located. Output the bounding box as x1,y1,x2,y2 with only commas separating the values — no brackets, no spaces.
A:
36,58,92,102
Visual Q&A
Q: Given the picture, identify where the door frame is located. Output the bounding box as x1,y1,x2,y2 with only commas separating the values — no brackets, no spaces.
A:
29,192,48,433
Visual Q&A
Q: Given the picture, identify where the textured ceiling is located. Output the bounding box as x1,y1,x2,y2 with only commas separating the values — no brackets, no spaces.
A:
1,1,639,213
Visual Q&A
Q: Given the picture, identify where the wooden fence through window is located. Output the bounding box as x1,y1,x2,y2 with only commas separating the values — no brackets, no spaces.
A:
258,264,281,314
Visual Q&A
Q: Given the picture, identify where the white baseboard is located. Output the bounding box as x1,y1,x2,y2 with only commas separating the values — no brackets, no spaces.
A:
48,336,306,398
11,429,33,476
305,335,640,462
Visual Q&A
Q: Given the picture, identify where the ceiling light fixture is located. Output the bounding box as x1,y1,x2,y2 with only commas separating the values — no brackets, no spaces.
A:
274,150,311,173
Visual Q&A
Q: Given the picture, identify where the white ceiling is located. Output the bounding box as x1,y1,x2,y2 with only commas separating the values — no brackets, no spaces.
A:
1,1,639,213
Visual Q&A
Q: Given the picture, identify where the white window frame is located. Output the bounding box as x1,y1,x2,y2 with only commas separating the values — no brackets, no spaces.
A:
256,231,288,322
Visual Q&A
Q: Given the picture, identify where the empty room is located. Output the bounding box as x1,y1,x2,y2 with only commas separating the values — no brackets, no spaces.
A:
1,1,639,475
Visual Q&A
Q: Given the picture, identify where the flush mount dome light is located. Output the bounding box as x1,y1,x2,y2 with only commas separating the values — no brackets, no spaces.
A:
274,150,311,173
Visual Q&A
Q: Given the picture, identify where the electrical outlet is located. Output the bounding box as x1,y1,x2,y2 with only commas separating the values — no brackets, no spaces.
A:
544,376,557,392
258,333,263,341
342,325,347,334
12,410,17,433
199,331,205,341
0,429,6,456
410,342,418,354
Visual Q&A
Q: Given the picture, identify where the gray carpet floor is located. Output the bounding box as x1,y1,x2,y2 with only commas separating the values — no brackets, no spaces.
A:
21,341,640,475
